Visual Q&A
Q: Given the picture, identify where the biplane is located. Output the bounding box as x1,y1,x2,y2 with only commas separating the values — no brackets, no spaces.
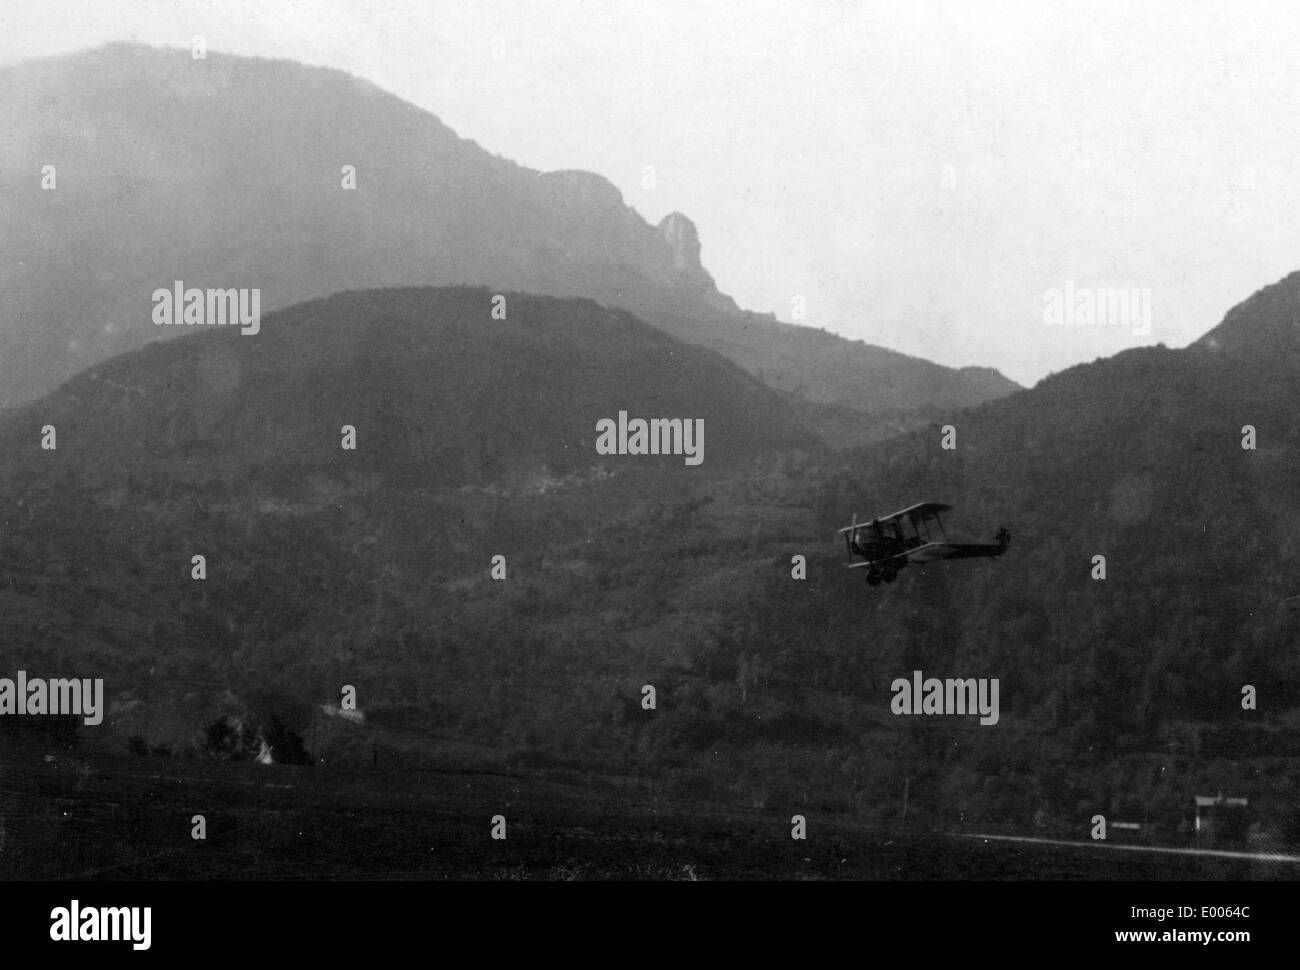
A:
838,502,1010,586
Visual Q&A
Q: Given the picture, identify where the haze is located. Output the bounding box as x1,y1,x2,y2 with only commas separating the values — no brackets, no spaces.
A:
4,0,1299,386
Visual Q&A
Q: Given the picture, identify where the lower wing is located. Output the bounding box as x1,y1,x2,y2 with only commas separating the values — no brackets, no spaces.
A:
909,541,1006,563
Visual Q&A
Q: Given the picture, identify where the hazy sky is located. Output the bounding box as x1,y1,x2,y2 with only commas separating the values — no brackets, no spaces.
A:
5,0,1300,385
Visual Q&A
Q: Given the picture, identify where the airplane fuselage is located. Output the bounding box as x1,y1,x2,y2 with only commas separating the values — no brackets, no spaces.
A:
841,504,1010,588
851,535,910,564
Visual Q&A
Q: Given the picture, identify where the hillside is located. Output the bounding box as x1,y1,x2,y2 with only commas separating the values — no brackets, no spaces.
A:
785,273,1300,835
6,286,814,486
1192,269,1300,361
0,42,1018,438
2,274,1298,852
0,287,819,755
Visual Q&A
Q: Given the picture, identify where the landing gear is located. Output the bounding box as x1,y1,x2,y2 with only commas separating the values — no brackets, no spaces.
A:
867,565,897,587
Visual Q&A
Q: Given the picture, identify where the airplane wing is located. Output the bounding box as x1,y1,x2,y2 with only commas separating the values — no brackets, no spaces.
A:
839,503,953,533
902,541,956,564
910,541,1006,562
881,501,953,524
847,541,1005,568
847,549,916,569
846,541,1006,571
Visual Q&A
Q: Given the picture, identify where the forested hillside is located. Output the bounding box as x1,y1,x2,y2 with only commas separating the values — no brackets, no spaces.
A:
2,277,1297,846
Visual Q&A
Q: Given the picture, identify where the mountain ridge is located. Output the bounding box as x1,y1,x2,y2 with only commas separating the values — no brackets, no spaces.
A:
0,41,1018,439
2,286,818,486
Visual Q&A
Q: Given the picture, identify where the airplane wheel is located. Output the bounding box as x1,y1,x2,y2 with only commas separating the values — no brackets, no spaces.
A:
866,572,882,587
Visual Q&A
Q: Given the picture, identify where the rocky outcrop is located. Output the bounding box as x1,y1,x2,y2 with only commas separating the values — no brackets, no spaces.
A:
657,211,718,293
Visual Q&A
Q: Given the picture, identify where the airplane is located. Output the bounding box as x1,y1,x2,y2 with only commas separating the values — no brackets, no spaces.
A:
838,502,1010,586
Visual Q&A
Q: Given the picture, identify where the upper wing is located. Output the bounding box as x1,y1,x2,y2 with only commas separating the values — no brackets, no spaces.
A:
881,501,953,524
837,522,875,534
837,502,953,532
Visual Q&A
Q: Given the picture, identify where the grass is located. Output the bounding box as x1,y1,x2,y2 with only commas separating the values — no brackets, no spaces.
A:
1,751,1287,881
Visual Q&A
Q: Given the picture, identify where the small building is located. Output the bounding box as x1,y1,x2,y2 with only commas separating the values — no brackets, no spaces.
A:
1194,792,1248,840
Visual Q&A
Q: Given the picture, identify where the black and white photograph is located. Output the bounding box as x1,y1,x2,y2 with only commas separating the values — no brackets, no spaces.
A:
1,0,1295,954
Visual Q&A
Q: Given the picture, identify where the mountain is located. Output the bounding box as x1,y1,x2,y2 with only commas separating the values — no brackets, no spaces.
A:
1192,269,1300,361
0,286,824,776
788,269,1300,835
14,40,1300,869
0,42,1018,438
5,286,815,485
3,269,1299,865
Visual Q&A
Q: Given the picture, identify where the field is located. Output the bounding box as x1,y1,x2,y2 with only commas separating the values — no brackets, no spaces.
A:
2,752,1290,881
